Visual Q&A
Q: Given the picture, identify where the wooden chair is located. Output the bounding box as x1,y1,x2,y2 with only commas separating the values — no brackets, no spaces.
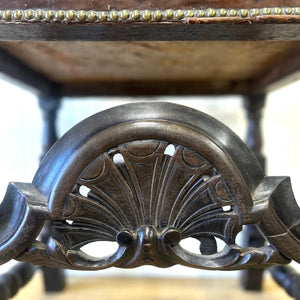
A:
0,1,299,299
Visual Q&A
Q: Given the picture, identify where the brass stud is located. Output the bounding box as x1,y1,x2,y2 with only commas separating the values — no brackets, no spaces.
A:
198,10,205,17
142,10,151,21
3,10,12,21
165,9,173,20
229,9,237,17
186,10,194,17
110,11,118,21
262,8,271,15
56,10,65,20
25,10,34,20
219,9,227,17
0,7,298,23
46,10,55,21
239,9,248,17
207,8,216,17
77,10,86,21
250,8,260,16
273,7,282,15
14,10,23,20
284,7,293,14
131,10,140,21
66,10,76,21
121,10,130,20
175,9,184,20
154,10,163,21
88,11,97,22
36,10,44,20
99,12,107,21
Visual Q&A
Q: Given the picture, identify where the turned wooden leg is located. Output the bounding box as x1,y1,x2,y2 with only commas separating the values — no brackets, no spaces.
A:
241,94,266,290
0,263,36,300
243,94,266,170
269,266,300,299
39,96,65,292
39,95,61,158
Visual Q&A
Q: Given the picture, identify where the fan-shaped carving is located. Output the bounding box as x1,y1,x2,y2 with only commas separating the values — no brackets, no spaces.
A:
1,102,298,270
50,140,240,268
17,139,288,270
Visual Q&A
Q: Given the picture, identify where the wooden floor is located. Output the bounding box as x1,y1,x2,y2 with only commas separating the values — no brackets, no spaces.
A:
13,273,292,300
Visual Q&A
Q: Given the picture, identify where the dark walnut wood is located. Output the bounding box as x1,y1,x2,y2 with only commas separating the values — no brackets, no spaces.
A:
270,266,300,299
0,0,299,10
0,102,299,272
241,94,266,291
38,96,66,292
0,47,58,97
0,263,35,300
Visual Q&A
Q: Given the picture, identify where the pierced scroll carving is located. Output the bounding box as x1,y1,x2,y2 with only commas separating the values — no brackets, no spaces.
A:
0,102,299,271
15,140,288,270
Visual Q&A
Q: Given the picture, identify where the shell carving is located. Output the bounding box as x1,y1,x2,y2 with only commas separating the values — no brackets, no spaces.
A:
48,139,246,269
2,103,294,270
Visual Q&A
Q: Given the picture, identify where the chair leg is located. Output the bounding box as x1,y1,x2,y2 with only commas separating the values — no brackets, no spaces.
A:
39,96,65,292
41,265,66,292
241,94,266,290
39,95,61,158
0,263,36,300
269,266,300,300
243,94,266,170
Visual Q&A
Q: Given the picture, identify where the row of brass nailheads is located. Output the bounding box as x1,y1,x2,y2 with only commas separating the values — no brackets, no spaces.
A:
0,7,299,22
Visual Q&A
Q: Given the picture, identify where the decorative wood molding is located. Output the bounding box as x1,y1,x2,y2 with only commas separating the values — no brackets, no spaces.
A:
0,7,299,24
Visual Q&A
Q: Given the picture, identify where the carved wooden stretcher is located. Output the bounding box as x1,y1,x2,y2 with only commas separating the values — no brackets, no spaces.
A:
0,102,300,294
0,0,300,299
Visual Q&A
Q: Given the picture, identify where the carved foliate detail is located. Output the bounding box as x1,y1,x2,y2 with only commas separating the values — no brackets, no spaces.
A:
17,140,289,270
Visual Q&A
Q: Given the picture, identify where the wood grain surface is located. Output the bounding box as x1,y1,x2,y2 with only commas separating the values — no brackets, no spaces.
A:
0,40,299,95
0,41,296,83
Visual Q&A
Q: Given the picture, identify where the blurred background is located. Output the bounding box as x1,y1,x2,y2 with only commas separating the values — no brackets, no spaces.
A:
0,76,299,283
